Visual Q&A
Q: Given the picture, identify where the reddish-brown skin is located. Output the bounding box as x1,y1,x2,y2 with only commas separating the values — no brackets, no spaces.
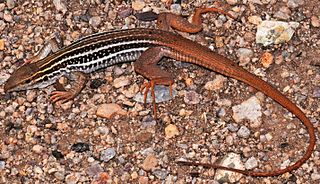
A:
4,7,315,177
134,8,316,177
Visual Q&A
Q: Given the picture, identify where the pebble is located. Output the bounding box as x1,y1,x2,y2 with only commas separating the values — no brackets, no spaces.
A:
152,169,168,180
132,0,145,11
287,0,304,8
256,21,299,46
100,148,116,162
52,150,64,159
245,157,258,170
90,79,106,89
142,154,158,171
54,171,66,181
237,48,253,66
134,85,177,103
71,142,90,153
113,76,130,88
232,96,262,123
4,12,13,22
226,0,238,5
89,16,102,28
26,90,37,102
32,145,44,154
0,20,5,31
313,87,320,98
86,163,103,177
53,0,68,14
248,15,262,25
261,52,273,68
96,103,127,119
214,153,244,182
274,7,291,20
0,39,4,50
237,126,251,138
204,75,227,91
6,0,15,9
311,16,320,27
311,173,320,181
0,161,5,169
184,91,200,105
65,173,80,184
165,124,179,139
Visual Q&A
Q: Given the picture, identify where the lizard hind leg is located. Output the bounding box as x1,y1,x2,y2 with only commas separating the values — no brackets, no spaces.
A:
134,47,175,118
157,6,235,33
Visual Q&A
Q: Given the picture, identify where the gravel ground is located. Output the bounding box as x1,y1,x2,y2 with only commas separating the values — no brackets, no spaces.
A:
0,0,319,183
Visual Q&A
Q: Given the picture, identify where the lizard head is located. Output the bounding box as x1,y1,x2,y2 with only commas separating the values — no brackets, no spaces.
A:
4,63,50,92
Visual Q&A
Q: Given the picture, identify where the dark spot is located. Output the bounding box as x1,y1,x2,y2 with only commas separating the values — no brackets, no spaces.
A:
52,150,64,159
90,78,106,89
280,142,289,148
71,142,90,153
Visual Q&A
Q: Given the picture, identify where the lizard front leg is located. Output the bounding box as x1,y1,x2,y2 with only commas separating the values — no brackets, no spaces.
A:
50,72,87,104
134,47,175,118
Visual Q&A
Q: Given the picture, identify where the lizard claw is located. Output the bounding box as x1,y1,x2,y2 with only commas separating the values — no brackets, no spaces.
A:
50,91,74,104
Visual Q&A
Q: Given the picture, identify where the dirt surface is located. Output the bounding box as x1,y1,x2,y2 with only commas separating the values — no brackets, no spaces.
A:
0,0,319,183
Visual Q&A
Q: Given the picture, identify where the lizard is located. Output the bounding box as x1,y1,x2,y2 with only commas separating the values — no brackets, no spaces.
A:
3,7,316,177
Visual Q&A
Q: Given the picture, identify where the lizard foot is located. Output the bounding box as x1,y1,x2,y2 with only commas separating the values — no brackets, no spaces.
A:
50,91,75,104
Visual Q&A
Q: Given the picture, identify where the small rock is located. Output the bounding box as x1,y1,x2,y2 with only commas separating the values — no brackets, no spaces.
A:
287,0,304,8
0,161,5,169
152,169,169,180
204,75,227,91
311,16,320,27
237,126,251,138
232,96,262,123
226,0,238,5
32,145,44,154
260,52,273,68
71,142,90,153
100,148,116,162
184,91,200,105
313,87,320,98
142,154,158,171
117,7,133,19
86,164,104,177
245,157,258,170
52,150,64,159
6,0,16,9
54,171,65,181
311,173,320,181
89,16,102,27
96,103,127,119
4,12,13,22
274,7,291,20
90,79,106,89
65,173,80,184
214,153,245,183
113,76,130,88
53,0,67,14
248,15,262,25
0,39,4,50
165,124,179,139
237,48,253,66
26,90,37,102
256,21,299,46
132,0,145,11
134,85,177,103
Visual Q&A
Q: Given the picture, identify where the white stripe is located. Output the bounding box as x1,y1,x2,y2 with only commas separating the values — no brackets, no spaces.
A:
45,39,153,73
68,47,148,69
